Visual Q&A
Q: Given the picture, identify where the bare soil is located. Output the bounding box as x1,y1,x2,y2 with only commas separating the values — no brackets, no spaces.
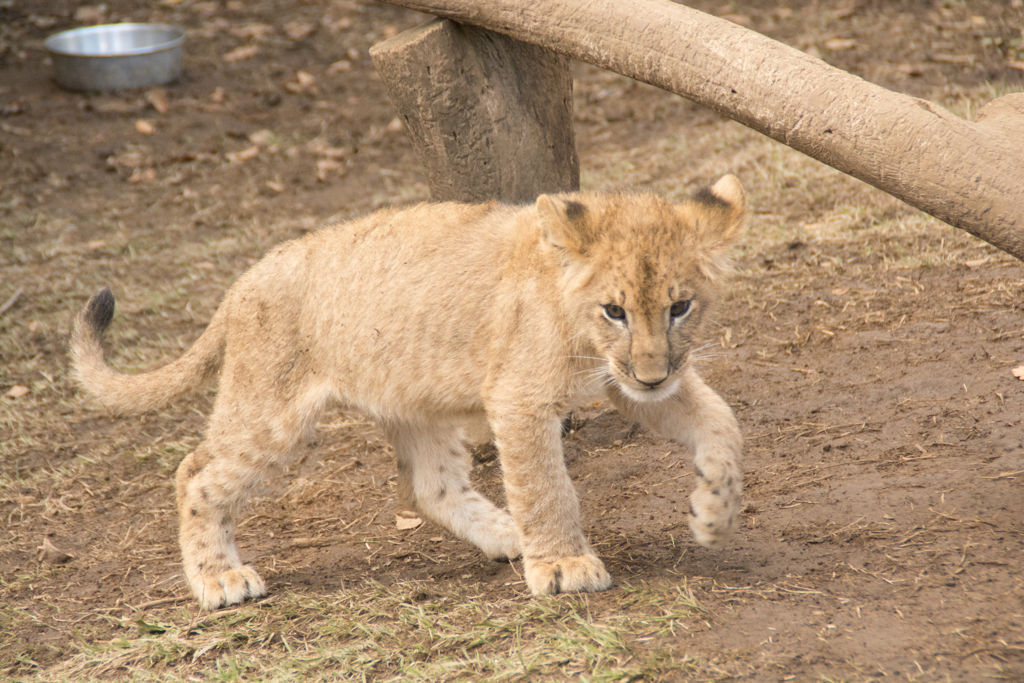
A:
2,0,1024,681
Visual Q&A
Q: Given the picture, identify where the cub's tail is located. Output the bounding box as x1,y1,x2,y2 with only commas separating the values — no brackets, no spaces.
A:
70,287,226,414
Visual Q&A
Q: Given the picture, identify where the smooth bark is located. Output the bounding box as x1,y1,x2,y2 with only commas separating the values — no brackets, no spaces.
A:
379,0,1024,261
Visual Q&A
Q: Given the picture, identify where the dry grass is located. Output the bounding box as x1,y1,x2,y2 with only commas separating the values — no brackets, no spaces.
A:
3,3,1023,680
9,580,706,682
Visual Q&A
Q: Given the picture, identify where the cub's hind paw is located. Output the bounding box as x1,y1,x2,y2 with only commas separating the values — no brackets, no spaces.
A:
525,553,612,595
193,564,267,610
688,477,741,550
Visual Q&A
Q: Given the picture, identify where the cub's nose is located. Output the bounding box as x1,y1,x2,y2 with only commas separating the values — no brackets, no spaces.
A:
634,373,669,389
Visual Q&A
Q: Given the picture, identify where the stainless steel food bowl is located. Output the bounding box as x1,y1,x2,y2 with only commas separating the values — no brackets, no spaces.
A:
45,23,185,91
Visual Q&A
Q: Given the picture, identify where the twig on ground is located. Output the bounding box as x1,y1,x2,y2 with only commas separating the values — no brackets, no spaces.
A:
0,287,24,317
128,596,189,611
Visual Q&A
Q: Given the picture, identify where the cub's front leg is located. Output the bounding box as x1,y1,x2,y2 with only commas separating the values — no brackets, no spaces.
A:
490,412,612,595
607,367,743,549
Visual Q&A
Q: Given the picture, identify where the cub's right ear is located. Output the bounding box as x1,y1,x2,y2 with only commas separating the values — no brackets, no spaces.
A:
536,194,592,256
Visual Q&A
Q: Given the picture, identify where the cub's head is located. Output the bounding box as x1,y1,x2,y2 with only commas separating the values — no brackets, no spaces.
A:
537,174,746,402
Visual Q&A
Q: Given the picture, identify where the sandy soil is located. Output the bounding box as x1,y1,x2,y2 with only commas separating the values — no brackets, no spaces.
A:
2,0,1024,680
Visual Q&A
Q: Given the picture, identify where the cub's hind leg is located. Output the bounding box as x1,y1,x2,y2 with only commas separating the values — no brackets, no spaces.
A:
176,388,322,610
176,441,268,610
386,421,521,561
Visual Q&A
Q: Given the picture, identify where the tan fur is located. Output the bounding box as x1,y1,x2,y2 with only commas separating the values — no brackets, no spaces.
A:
71,175,747,609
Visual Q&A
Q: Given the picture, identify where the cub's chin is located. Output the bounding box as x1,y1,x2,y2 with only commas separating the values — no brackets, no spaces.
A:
615,377,680,404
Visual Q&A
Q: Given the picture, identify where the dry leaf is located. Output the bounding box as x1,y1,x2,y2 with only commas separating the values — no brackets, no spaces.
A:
38,538,73,564
964,258,991,269
128,168,157,183
396,514,423,530
720,326,737,348
285,71,318,95
824,38,857,51
317,158,344,181
135,119,156,134
222,45,260,63
146,89,170,113
284,21,315,41
326,60,352,75
74,5,106,23
1013,366,1024,380
248,129,277,147
307,139,347,158
720,14,751,27
1,122,31,136
107,151,147,168
896,63,924,77
323,16,353,32
230,23,273,40
28,15,58,29
831,287,850,296
90,98,142,114
929,54,974,65
226,145,260,163
318,146,347,158
5,385,29,398
192,1,218,16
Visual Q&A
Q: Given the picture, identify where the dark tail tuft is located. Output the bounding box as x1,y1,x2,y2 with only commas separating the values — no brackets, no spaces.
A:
83,287,116,334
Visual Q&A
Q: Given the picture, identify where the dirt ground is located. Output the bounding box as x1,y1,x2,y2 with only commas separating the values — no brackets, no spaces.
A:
3,0,1024,681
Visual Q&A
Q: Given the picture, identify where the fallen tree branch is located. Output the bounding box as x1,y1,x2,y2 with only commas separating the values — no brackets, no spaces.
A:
380,0,1024,261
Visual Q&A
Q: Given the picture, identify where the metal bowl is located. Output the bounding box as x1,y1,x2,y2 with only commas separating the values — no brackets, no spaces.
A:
45,23,185,91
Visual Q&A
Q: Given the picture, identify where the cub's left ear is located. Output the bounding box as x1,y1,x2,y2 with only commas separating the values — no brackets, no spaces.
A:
692,174,747,279
706,174,745,214
694,173,746,242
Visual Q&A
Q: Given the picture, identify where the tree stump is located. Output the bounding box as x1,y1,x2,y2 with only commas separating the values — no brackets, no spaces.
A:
370,18,578,204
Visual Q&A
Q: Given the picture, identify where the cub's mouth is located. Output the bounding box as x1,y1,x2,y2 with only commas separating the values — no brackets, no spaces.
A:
613,371,681,403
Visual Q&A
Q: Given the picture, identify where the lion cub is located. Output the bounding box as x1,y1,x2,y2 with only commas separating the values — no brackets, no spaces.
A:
71,175,746,610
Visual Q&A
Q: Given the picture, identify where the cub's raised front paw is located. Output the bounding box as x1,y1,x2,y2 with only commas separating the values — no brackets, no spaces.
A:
524,553,612,595
192,564,267,610
688,471,742,549
479,516,523,561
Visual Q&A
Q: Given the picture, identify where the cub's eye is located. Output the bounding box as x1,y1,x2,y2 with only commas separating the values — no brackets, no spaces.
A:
603,304,626,321
670,300,692,318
